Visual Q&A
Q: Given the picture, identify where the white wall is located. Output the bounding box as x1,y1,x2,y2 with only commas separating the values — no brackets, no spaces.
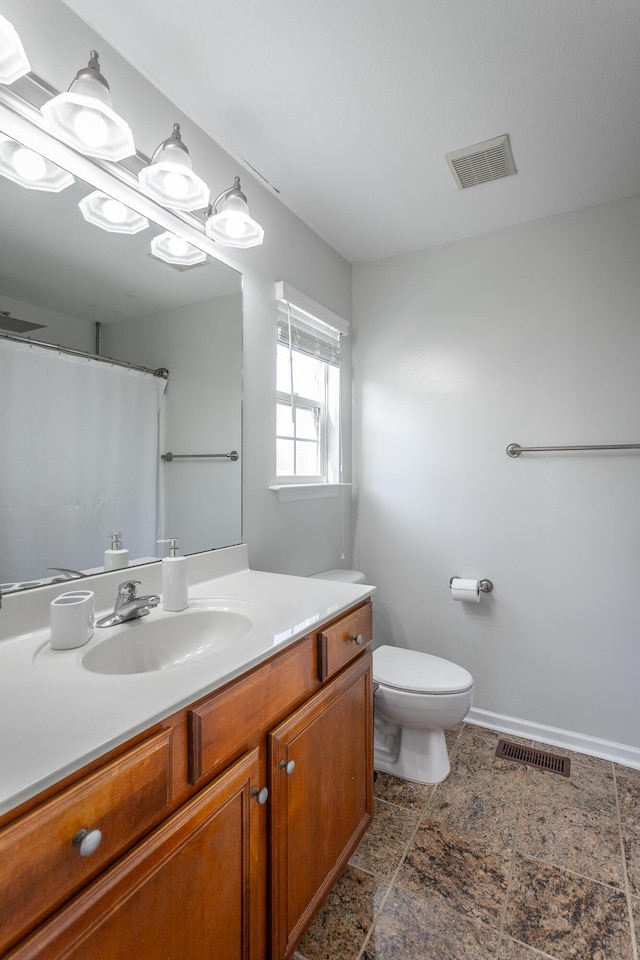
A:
353,195,640,749
102,294,242,555
4,0,353,577
1,294,94,350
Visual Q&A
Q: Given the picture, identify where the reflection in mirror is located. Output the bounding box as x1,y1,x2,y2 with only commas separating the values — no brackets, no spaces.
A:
0,134,242,592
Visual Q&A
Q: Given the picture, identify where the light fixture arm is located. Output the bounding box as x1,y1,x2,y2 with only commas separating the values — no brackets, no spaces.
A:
71,50,110,94
212,175,245,213
205,175,264,248
150,122,189,163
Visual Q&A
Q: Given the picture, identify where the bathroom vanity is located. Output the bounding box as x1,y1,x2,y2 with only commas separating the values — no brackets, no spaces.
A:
0,551,374,960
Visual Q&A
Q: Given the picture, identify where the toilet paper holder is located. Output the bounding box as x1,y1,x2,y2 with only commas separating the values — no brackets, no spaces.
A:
449,576,494,593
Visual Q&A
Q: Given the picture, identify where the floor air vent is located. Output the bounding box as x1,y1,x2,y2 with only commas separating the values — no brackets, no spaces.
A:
496,739,571,777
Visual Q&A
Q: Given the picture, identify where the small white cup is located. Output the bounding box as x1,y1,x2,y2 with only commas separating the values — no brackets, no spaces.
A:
50,591,95,650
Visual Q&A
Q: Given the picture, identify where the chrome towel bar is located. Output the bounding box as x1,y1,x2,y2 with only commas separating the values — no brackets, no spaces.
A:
161,450,239,462
506,442,640,458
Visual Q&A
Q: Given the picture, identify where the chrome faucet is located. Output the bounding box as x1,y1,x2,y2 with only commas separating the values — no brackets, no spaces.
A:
95,580,161,628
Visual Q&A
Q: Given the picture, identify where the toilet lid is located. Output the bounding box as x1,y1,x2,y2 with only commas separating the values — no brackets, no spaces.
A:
373,645,473,694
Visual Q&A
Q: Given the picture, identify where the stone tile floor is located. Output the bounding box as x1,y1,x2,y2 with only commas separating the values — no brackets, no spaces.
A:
294,723,640,960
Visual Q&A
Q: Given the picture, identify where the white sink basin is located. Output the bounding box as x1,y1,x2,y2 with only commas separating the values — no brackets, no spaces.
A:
80,599,271,675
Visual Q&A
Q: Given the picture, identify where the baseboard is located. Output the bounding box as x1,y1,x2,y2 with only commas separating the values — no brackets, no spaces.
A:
465,707,640,771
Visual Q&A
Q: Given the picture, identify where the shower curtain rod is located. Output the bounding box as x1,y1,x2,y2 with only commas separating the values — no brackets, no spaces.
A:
506,442,640,458
0,329,168,379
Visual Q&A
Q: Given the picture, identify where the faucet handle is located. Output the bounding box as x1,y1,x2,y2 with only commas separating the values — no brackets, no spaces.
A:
48,567,86,581
116,580,140,605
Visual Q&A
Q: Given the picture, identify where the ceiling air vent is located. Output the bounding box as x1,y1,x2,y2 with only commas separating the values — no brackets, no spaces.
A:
446,134,516,190
0,311,46,334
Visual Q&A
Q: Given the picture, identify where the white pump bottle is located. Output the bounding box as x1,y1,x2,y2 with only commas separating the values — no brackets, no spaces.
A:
157,538,188,612
104,532,129,571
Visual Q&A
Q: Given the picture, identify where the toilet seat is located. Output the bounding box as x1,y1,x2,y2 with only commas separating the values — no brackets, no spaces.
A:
374,645,473,695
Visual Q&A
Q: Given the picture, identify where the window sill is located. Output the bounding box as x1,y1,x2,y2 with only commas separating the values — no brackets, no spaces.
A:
269,483,351,503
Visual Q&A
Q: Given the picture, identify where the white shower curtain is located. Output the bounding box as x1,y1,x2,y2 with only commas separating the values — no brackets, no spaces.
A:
0,339,166,583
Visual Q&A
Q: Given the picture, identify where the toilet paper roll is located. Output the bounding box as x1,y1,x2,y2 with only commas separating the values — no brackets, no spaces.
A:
50,590,94,650
450,578,481,603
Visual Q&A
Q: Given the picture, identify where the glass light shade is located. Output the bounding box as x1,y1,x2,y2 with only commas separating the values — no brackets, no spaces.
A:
12,146,45,181
205,177,264,248
150,231,206,266
139,161,210,210
0,14,30,84
79,190,149,234
40,51,135,161
0,135,74,192
139,123,210,211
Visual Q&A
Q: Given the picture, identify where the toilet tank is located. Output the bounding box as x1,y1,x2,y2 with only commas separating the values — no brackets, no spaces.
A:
309,568,366,584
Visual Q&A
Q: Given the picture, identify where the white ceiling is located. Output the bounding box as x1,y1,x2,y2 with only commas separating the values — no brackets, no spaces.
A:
61,0,640,264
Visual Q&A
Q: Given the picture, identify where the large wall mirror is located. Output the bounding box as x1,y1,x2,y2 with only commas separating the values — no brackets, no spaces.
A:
0,83,242,592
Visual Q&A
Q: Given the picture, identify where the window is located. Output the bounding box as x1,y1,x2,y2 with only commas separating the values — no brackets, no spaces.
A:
275,282,348,486
276,342,337,480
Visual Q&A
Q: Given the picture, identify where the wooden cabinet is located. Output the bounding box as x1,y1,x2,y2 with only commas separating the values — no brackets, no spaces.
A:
6,749,261,960
187,633,320,786
1,599,373,960
270,652,373,959
0,729,174,956
318,601,373,681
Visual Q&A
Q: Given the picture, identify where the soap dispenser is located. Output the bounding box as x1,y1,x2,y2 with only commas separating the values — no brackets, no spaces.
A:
157,538,188,612
104,532,129,571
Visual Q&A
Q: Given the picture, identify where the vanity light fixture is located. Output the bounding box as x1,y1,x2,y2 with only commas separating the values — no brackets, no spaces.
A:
139,123,210,211
79,190,149,234
205,176,264,248
0,135,74,192
0,14,30,84
40,50,135,162
150,231,207,266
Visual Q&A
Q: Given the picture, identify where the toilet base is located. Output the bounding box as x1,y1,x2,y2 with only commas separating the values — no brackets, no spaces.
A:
374,727,451,785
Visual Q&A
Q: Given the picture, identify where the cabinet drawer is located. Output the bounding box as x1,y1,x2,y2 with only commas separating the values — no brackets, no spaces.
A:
318,601,372,681
0,728,172,955
189,635,319,785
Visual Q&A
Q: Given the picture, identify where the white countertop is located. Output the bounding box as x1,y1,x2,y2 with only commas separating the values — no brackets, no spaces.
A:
0,547,374,816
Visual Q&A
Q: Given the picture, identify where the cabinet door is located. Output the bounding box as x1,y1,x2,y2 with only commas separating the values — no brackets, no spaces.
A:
7,748,263,960
0,729,173,956
269,652,373,960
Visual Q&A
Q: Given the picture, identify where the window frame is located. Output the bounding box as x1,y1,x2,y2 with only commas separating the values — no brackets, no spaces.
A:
276,350,330,483
274,281,349,489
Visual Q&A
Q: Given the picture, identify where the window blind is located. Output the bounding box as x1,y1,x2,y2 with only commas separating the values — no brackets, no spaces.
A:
275,281,349,369
276,308,341,367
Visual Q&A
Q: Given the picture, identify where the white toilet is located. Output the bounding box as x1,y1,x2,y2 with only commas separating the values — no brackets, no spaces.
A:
309,568,473,785
373,645,473,784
